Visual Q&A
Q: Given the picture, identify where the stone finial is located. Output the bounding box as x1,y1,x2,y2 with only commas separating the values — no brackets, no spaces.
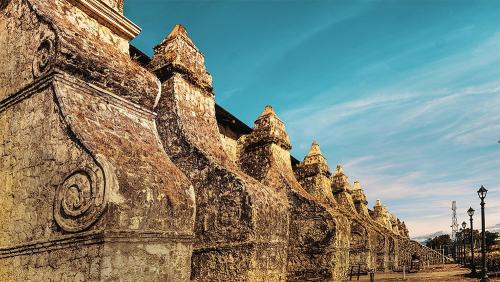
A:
352,181,361,190
351,180,369,216
331,164,350,192
375,199,382,207
334,164,344,175
309,140,321,155
149,24,213,91
400,221,409,237
259,105,276,117
351,180,367,204
390,214,400,233
246,105,291,150
161,24,196,49
303,140,327,165
293,140,334,204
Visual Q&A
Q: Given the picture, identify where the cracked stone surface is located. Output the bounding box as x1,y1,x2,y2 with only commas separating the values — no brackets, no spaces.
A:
0,0,450,281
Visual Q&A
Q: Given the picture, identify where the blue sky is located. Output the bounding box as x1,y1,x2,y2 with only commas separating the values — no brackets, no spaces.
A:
125,0,500,237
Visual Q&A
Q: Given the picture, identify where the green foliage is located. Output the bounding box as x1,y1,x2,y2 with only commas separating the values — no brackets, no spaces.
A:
456,229,498,252
484,231,499,252
425,234,453,249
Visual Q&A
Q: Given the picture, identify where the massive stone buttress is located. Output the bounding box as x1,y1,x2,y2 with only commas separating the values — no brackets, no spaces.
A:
149,25,289,281
238,106,350,281
351,181,369,217
328,162,396,272
350,182,397,271
0,0,196,281
328,164,373,270
294,142,372,273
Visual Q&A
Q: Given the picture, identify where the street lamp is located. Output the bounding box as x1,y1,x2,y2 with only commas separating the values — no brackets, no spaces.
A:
459,227,464,265
467,207,476,275
477,185,490,282
462,221,467,266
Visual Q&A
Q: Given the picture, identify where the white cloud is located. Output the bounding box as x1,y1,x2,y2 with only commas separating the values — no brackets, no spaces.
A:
281,30,500,237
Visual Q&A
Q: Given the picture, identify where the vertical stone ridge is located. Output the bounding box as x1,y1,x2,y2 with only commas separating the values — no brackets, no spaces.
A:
371,199,394,231
239,105,350,281
150,25,289,281
0,1,453,278
351,180,370,217
0,0,195,280
331,164,356,211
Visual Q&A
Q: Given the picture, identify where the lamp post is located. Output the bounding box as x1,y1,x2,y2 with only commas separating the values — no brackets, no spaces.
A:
477,185,490,282
462,221,467,266
467,207,476,275
459,227,463,265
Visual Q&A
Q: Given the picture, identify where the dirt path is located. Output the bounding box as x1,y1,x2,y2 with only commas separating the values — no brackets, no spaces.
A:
346,264,500,281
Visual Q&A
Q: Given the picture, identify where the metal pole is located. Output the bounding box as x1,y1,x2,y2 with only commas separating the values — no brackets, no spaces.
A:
458,239,462,265
463,232,466,266
470,215,476,275
480,199,489,282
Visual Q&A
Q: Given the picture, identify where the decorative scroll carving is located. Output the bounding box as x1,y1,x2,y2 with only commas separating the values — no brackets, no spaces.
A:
32,38,55,78
54,160,108,232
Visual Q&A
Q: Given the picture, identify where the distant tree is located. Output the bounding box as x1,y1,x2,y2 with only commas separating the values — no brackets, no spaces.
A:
458,228,480,246
425,234,453,249
484,231,499,252
459,229,499,252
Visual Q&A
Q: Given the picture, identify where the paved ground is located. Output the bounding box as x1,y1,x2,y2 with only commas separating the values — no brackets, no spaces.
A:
346,264,500,281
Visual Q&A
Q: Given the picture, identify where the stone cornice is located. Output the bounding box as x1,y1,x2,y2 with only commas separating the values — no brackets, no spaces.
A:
53,72,157,119
0,230,195,258
0,72,157,119
70,0,140,40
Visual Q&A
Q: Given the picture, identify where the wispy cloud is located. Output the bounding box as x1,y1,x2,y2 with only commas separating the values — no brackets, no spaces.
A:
281,30,500,237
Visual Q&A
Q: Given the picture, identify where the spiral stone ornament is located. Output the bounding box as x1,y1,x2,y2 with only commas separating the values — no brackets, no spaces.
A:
32,38,55,78
54,165,107,232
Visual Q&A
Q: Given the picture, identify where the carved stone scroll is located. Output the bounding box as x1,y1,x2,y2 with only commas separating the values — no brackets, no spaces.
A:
32,38,55,78
53,158,108,232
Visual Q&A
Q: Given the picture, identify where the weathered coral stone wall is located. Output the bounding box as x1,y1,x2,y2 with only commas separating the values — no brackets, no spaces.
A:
149,25,289,281
1,0,452,281
398,238,447,267
238,106,349,281
1,0,195,281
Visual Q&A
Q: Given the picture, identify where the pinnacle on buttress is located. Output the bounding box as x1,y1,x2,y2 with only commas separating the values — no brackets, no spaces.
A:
351,180,368,207
249,105,291,150
161,24,196,49
309,140,321,155
149,24,212,90
374,199,382,207
331,164,350,191
303,140,327,165
352,181,361,190
334,164,344,175
259,105,276,118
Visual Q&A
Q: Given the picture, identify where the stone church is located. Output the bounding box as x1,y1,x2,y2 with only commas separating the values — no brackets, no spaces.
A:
0,0,448,280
